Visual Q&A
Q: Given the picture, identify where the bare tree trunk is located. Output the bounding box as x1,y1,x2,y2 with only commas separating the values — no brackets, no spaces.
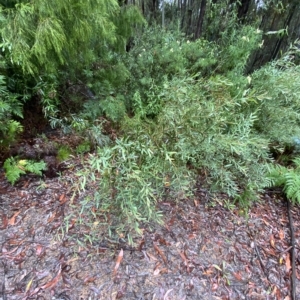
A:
194,0,206,39
142,0,145,16
237,0,251,21
187,8,192,35
162,0,165,28
247,0,300,72
271,2,297,60
181,0,187,30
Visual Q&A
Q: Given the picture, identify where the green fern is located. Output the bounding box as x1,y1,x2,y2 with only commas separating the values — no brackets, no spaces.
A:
267,158,300,204
3,157,47,185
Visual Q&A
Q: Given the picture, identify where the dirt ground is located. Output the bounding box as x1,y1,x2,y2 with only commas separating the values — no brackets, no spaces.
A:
1,153,300,300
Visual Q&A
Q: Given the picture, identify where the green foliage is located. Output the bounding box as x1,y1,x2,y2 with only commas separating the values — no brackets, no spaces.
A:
0,0,120,75
4,157,47,185
251,51,300,145
148,76,270,197
218,25,263,74
2,0,300,238
267,157,300,204
100,95,126,122
0,74,23,149
123,26,217,116
57,145,71,162
73,24,286,235
76,141,91,155
0,0,145,146
77,136,193,235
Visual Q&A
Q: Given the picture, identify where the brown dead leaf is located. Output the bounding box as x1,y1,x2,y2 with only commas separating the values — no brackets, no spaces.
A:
278,229,285,240
23,180,30,189
138,239,145,251
188,233,196,239
153,268,160,276
2,246,18,255
194,199,199,207
40,269,61,290
211,283,218,291
8,211,20,225
285,252,291,272
179,251,188,265
47,212,56,223
245,265,251,274
59,194,67,204
113,249,123,276
84,276,96,284
264,247,277,256
36,244,44,256
270,234,275,248
153,262,162,276
262,218,270,226
271,285,281,300
145,251,158,261
233,272,242,281
203,266,214,276
153,242,167,265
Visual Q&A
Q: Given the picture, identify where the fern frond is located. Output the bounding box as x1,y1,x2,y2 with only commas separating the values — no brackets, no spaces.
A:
284,171,300,204
25,160,47,176
266,164,287,187
292,157,300,172
3,157,26,185
3,157,47,185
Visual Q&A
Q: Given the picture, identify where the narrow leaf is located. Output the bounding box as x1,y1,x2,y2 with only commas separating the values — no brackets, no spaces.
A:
8,211,20,225
113,249,123,276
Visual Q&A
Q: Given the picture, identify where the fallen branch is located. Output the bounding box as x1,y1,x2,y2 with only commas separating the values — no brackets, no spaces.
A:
253,244,267,277
286,197,296,300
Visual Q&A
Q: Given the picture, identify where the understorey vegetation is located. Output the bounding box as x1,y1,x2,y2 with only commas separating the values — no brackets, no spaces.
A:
1,0,300,238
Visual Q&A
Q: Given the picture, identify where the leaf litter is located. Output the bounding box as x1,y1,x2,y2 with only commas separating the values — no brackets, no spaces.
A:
0,158,299,299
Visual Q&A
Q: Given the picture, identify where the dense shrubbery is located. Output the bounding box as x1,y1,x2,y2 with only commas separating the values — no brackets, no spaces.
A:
0,0,144,141
251,56,300,145
0,74,24,151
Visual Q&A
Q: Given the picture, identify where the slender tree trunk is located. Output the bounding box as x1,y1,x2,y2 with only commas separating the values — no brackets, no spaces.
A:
142,0,145,16
271,2,297,60
194,0,206,39
237,0,251,22
181,0,187,30
162,0,165,28
187,9,192,35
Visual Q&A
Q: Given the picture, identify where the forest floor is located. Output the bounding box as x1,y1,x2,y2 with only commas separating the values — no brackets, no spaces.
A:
1,132,300,300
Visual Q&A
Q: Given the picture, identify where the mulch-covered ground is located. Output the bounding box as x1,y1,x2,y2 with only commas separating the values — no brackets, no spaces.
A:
1,153,300,299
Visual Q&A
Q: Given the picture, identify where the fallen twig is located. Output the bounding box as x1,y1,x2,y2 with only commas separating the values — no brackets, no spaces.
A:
247,230,268,277
253,244,267,277
286,197,296,300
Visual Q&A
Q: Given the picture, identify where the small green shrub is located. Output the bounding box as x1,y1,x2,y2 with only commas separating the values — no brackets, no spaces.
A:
123,26,217,116
4,157,47,185
76,141,91,155
57,145,72,162
251,51,300,145
151,76,270,198
100,95,126,123
77,136,193,236
267,157,300,204
0,75,24,150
